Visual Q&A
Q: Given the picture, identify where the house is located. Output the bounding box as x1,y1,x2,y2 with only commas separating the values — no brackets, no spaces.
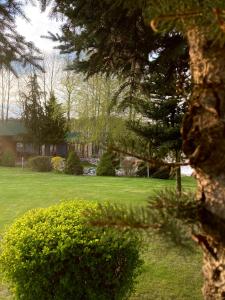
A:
0,119,67,158
0,119,102,160
65,132,102,159
0,119,28,158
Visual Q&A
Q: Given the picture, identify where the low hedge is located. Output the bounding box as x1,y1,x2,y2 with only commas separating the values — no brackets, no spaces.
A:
28,156,52,172
0,201,142,300
0,150,15,167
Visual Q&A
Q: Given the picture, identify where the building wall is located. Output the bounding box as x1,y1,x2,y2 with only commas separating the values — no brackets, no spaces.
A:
0,137,16,156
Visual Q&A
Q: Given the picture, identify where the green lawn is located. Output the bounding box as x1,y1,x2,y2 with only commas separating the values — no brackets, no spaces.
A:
0,167,202,299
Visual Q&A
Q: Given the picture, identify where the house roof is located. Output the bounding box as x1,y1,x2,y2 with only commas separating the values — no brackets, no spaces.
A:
65,132,80,142
0,120,27,137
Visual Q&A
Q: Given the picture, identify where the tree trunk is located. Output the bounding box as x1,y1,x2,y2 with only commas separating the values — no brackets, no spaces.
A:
175,151,182,195
45,144,50,156
176,166,181,195
183,27,225,299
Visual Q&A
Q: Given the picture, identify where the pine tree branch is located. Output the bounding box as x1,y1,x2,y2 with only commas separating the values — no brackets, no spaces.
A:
84,189,199,250
213,8,225,32
111,146,189,167
150,10,203,32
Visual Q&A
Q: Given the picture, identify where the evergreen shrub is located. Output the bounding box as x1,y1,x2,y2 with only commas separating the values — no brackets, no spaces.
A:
65,151,83,175
0,150,15,167
28,156,52,172
0,201,142,300
97,152,115,176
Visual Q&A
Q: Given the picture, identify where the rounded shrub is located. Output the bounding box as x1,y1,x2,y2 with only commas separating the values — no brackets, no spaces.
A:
51,156,65,173
97,152,115,176
0,150,16,167
65,151,83,175
28,156,52,172
0,201,142,300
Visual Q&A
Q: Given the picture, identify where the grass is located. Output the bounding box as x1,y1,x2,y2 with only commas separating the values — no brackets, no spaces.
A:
0,167,202,299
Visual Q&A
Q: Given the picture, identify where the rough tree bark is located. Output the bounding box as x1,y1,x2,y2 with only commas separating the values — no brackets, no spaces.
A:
183,27,225,299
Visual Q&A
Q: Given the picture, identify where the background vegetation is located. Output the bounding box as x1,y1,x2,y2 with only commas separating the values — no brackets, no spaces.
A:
0,167,201,300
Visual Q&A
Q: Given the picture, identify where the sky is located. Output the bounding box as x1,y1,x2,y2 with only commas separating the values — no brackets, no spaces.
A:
3,4,65,118
16,3,63,54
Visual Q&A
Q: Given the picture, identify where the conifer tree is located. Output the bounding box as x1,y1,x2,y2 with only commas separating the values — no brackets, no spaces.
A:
96,152,116,177
0,1,44,73
49,0,225,297
65,151,83,175
42,91,67,150
21,73,44,152
128,35,190,192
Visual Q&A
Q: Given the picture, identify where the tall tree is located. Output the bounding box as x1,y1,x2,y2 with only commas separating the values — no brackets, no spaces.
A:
60,69,78,125
113,33,190,192
71,74,125,151
132,35,189,192
130,97,186,192
42,91,67,153
21,73,44,152
146,3,225,298
0,68,15,121
48,1,225,298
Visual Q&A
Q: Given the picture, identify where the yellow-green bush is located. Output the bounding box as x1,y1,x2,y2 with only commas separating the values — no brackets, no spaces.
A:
51,156,65,172
0,201,142,300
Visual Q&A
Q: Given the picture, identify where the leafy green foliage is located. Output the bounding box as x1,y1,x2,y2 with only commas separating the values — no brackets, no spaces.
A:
28,156,52,172
65,151,83,175
0,201,142,300
97,152,116,176
0,150,15,167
